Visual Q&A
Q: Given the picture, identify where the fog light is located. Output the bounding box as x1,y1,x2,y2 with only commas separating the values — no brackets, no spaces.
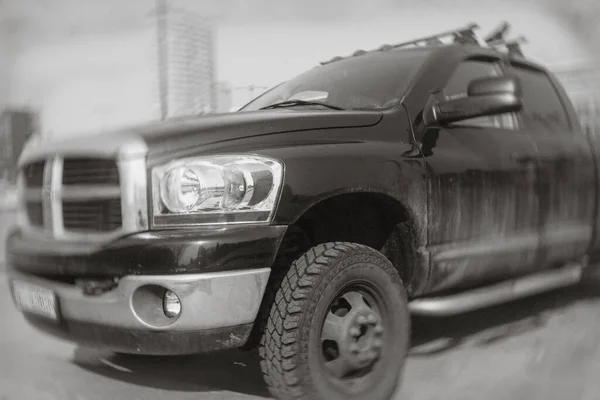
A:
162,290,181,318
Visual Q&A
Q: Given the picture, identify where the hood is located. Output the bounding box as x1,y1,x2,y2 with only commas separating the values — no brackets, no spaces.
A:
134,109,383,155
19,109,382,166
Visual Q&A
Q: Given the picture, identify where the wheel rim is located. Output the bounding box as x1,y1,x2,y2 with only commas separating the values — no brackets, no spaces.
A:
318,282,387,388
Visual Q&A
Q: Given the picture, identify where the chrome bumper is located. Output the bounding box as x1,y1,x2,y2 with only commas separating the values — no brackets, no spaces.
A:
8,268,271,332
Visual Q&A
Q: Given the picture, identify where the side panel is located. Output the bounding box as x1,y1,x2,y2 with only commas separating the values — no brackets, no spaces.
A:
423,125,540,293
511,65,597,266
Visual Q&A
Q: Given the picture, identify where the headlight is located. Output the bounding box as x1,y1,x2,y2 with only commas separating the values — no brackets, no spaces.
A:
151,154,284,227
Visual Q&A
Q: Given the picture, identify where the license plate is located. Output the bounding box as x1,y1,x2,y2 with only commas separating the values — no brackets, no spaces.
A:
12,281,59,321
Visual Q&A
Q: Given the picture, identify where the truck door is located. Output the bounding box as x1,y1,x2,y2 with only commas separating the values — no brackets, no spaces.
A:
424,59,541,294
510,63,596,268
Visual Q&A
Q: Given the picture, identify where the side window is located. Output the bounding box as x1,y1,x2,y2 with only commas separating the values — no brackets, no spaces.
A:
512,66,571,135
444,60,517,130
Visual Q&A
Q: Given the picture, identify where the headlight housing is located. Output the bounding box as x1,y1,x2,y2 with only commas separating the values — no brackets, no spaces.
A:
151,154,284,227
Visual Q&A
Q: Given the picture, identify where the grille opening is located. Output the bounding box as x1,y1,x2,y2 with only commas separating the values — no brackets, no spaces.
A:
62,199,122,232
63,158,120,186
24,162,45,188
26,202,44,227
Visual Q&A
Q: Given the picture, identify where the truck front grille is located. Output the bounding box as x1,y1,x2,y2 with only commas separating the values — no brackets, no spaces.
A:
63,199,123,232
20,156,125,237
63,158,120,185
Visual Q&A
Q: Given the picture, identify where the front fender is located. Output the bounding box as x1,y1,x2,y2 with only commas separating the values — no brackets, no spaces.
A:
267,140,427,230
259,133,430,295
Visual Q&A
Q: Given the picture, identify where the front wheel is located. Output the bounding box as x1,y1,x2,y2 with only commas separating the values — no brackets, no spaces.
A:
259,242,410,400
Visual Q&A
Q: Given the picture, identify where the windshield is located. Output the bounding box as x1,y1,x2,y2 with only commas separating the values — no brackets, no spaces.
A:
240,48,433,112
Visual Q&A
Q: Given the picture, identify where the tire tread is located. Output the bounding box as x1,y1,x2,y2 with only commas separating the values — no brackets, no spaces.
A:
259,242,383,399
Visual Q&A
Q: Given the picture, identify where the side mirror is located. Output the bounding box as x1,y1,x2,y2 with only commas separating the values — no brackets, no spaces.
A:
423,76,523,126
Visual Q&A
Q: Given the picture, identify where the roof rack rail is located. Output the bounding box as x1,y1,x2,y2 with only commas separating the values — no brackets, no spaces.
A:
320,22,527,65
389,23,484,49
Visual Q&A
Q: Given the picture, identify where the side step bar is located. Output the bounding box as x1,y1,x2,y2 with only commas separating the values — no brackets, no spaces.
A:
408,262,584,317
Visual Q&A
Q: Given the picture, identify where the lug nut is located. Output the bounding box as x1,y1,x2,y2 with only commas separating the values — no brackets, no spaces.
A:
367,315,377,325
349,327,361,338
349,344,360,354
373,339,383,349
374,325,384,335
357,315,367,325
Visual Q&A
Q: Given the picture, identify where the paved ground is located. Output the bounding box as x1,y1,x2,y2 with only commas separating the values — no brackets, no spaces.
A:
2,205,600,399
2,277,600,400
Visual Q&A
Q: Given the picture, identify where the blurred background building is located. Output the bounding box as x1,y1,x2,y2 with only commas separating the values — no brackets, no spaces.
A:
159,4,217,117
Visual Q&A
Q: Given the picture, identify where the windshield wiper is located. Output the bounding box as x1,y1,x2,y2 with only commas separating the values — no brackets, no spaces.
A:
260,99,344,111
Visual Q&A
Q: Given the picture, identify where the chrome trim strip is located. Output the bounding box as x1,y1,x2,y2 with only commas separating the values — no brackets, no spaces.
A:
119,156,149,232
41,158,54,231
50,157,64,237
61,185,121,200
8,268,272,331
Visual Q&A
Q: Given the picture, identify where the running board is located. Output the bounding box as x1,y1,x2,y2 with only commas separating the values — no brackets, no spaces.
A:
408,262,584,317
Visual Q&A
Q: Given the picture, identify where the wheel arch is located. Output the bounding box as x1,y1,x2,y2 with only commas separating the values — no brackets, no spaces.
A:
276,189,428,295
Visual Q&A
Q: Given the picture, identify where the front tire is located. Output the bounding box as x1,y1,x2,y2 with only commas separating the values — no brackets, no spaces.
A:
259,242,410,400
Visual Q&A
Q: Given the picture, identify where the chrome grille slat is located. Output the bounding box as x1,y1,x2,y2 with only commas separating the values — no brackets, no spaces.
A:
62,158,120,185
61,185,121,200
49,157,64,236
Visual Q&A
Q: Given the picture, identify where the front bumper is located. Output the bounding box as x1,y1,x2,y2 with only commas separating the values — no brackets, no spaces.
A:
6,224,287,277
8,267,271,355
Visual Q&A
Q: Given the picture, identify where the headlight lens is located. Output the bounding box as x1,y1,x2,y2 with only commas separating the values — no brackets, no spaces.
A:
152,155,284,226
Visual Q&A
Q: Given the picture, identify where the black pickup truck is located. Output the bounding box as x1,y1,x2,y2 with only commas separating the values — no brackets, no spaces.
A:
6,24,600,400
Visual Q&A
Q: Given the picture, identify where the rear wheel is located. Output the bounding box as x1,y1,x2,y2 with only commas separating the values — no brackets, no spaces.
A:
259,242,410,400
